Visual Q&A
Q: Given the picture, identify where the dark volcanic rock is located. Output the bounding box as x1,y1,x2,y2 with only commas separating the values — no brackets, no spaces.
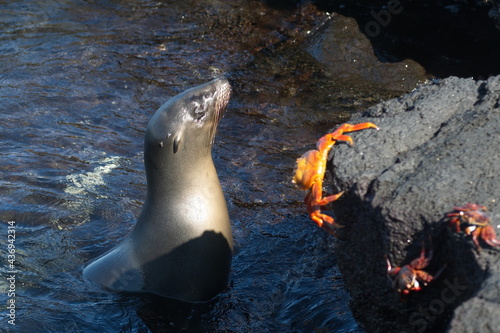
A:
328,76,500,332
312,0,500,78
306,14,429,92
490,0,500,29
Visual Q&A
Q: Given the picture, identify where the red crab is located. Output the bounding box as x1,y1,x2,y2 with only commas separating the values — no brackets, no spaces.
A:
292,122,378,236
446,203,500,252
387,245,445,295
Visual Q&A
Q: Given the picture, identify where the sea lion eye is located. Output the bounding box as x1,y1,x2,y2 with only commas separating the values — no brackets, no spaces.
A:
193,102,206,121
173,135,181,153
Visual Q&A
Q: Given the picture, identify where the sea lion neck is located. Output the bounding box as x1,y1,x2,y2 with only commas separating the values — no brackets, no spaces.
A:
143,143,216,200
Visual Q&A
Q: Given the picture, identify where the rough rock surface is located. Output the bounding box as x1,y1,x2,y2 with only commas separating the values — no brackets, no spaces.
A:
328,76,500,332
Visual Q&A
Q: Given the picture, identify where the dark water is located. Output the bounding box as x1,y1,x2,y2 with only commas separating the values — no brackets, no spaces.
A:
0,1,395,331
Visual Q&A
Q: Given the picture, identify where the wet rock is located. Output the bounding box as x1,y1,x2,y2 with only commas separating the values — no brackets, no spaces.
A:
328,75,500,332
305,14,429,92
312,0,500,79
489,0,500,29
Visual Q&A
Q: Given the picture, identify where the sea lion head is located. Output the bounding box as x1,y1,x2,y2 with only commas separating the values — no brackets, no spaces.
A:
144,77,231,171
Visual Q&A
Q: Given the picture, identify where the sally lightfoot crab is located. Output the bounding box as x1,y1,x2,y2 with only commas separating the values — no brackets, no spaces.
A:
387,244,445,295
446,203,500,252
292,122,378,236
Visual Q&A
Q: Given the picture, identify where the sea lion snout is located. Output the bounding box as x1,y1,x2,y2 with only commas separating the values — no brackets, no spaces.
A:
213,77,231,116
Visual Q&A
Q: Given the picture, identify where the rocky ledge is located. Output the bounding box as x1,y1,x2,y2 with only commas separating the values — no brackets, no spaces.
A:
329,76,500,332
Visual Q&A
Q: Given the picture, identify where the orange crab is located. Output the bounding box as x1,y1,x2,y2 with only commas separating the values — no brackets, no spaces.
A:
386,245,445,295
446,203,500,252
292,122,378,236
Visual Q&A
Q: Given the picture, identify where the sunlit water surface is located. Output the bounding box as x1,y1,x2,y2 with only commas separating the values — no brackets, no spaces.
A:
0,1,395,331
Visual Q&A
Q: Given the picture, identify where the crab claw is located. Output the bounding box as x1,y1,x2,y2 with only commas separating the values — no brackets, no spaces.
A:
318,122,379,149
479,225,500,248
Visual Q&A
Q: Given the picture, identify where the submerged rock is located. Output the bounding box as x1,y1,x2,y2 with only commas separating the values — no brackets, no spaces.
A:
329,76,500,332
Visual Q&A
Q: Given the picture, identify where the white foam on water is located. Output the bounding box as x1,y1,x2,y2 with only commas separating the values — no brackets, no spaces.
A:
65,156,121,197
60,155,121,227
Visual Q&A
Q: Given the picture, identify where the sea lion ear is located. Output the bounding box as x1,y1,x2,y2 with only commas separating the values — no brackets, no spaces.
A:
173,135,181,154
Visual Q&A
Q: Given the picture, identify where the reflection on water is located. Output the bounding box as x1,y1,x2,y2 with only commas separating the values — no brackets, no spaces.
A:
0,0,393,331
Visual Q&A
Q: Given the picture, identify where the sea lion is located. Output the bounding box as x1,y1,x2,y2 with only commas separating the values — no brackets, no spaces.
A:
83,78,233,302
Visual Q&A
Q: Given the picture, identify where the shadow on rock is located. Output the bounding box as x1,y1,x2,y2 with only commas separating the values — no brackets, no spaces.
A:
329,75,500,332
